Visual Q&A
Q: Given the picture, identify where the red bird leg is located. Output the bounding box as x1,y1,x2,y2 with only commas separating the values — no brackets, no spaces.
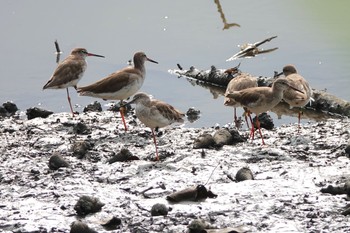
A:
66,88,75,117
119,106,128,131
151,129,159,161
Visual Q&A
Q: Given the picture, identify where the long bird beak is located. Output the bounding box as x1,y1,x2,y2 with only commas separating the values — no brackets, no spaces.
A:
121,99,136,108
87,53,105,58
274,71,283,78
147,57,158,64
287,84,304,94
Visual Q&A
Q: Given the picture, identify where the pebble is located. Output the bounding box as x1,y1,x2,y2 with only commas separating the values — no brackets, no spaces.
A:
235,167,254,182
26,107,53,120
70,220,98,233
83,101,102,112
193,133,215,149
48,153,69,170
151,203,169,216
74,195,105,216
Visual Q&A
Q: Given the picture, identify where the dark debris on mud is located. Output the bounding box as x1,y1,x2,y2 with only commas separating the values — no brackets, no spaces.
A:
0,105,350,233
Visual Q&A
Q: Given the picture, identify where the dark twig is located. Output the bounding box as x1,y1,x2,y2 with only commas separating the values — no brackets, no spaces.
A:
54,40,62,63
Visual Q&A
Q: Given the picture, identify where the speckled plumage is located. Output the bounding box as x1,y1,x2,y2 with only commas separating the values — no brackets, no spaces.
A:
128,92,185,160
43,48,104,116
225,78,303,144
77,52,157,131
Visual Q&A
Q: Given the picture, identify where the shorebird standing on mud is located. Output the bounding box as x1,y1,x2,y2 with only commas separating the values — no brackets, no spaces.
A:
277,65,312,132
224,72,258,128
77,52,158,131
43,48,105,116
225,78,304,145
126,92,185,161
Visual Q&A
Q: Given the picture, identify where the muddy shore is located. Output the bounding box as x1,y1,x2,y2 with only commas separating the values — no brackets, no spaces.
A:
0,108,349,232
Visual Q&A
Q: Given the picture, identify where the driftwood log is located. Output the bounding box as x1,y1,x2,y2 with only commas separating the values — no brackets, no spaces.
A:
168,65,350,120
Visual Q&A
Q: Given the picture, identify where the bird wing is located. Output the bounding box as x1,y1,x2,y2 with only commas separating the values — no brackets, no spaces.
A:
43,58,85,89
78,67,142,94
152,101,185,123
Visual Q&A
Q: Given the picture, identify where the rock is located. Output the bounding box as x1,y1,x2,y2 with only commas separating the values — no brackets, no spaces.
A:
253,113,274,130
193,133,215,149
166,185,217,203
74,195,105,216
186,107,201,123
228,128,246,143
26,107,53,120
72,140,94,159
151,203,169,216
101,216,122,230
345,142,350,157
70,220,98,233
107,148,138,163
187,219,210,233
0,106,7,117
320,184,347,195
3,101,18,115
83,101,102,112
235,167,254,182
213,128,233,146
73,122,91,135
48,153,69,170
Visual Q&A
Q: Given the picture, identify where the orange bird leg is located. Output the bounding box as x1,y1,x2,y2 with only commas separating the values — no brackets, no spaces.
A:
66,88,75,117
249,112,255,141
119,106,128,131
244,108,252,129
151,129,159,161
298,110,302,133
256,117,265,145
234,107,239,128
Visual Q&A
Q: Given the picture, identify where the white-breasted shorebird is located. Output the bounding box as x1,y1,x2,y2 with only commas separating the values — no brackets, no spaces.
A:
126,92,185,161
224,72,257,128
277,65,312,131
43,48,104,116
77,52,158,131
225,78,304,145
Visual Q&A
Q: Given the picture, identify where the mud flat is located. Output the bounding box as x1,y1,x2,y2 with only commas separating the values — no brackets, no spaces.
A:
0,109,349,232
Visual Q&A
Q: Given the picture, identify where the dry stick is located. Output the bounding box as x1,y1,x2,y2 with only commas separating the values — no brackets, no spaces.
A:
54,40,62,63
204,162,221,186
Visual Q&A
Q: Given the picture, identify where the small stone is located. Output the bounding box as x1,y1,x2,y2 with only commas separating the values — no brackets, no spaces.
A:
70,220,98,233
213,128,233,146
74,195,104,216
235,167,254,182
48,153,69,170
83,101,102,112
151,203,168,216
72,140,93,159
229,128,246,143
73,122,91,135
345,143,350,157
253,113,274,130
188,219,210,232
0,106,8,117
193,133,215,149
101,216,122,230
26,107,53,120
3,101,18,114
107,148,138,163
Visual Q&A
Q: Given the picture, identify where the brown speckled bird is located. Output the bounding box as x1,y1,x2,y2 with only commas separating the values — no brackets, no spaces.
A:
78,52,158,131
127,92,185,161
43,48,104,116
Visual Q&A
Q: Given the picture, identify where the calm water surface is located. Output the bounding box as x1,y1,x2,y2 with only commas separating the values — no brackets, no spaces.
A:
1,0,349,127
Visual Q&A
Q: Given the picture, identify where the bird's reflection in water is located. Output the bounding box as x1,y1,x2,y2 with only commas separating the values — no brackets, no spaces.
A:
185,77,333,122
214,0,240,30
